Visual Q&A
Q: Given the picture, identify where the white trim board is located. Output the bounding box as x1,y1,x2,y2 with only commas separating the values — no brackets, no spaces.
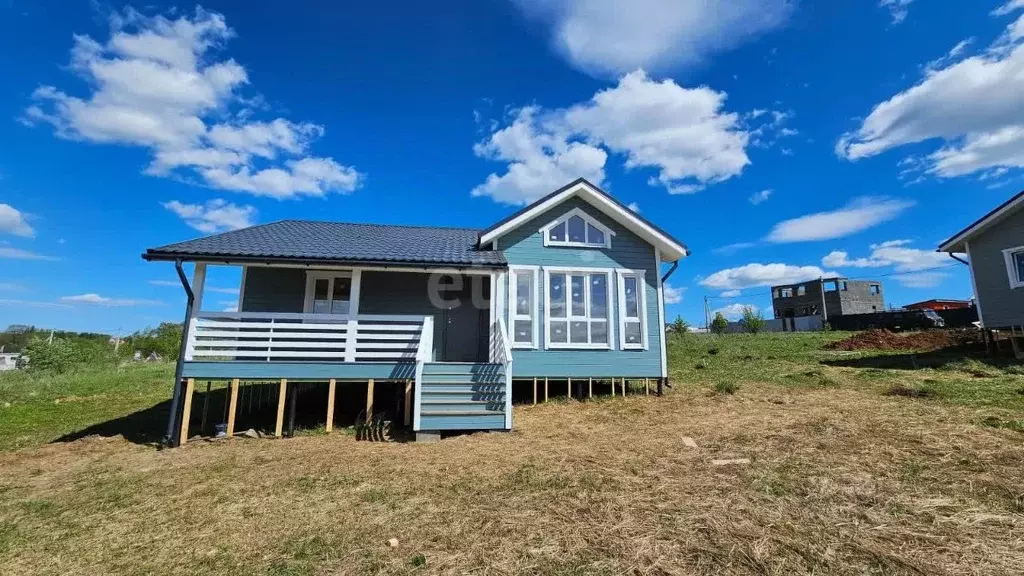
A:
655,248,668,378
508,266,540,349
1002,245,1024,289
480,180,688,261
939,192,1024,252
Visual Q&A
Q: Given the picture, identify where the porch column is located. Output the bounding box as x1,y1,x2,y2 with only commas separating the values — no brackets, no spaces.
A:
345,270,362,362
192,263,207,314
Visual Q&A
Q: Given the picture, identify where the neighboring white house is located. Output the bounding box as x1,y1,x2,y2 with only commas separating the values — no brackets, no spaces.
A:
0,353,21,371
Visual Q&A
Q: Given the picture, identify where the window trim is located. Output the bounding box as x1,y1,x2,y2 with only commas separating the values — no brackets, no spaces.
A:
1003,245,1024,289
303,270,356,315
508,266,539,349
617,269,648,350
542,266,614,350
541,207,616,249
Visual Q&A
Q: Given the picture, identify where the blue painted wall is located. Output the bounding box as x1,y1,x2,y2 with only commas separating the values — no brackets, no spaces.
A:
497,196,663,378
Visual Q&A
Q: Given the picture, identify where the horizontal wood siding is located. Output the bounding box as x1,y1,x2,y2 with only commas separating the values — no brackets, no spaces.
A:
499,196,663,377
240,267,305,313
359,271,444,360
971,209,1024,328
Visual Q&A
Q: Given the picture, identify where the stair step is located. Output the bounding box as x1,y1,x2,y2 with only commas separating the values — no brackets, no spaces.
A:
421,375,505,384
421,399,504,405
420,410,505,417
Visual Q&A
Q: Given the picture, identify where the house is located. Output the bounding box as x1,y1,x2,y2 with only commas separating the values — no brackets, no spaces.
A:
0,353,20,371
938,189,1024,356
770,278,884,320
904,299,973,311
144,178,689,445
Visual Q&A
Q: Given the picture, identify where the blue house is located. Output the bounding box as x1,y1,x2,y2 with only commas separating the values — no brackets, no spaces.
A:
145,178,689,444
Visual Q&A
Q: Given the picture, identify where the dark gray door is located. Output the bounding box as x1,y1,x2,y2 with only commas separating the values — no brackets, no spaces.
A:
441,278,488,362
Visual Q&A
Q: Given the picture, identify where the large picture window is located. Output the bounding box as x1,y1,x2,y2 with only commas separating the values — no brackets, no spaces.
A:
544,268,612,349
1004,246,1024,289
508,267,539,348
617,270,648,350
541,208,615,249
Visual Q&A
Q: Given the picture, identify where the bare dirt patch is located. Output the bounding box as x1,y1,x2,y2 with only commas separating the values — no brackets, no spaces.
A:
824,329,980,352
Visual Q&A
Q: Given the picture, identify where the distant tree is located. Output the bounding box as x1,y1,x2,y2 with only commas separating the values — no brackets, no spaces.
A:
127,322,183,361
739,306,766,334
710,312,729,335
670,315,690,335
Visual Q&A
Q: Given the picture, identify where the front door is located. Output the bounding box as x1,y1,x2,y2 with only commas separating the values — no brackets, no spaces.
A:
304,272,353,315
441,277,488,362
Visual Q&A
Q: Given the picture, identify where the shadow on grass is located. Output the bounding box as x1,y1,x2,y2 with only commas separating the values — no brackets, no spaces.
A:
53,399,171,446
822,343,1021,373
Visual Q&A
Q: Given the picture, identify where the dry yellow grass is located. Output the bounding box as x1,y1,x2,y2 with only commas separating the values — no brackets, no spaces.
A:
1,367,1023,575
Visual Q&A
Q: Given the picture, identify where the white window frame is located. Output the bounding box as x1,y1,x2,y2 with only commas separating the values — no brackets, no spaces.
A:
303,271,358,315
1003,246,1024,289
542,266,614,350
617,270,648,350
540,207,615,249
507,266,539,349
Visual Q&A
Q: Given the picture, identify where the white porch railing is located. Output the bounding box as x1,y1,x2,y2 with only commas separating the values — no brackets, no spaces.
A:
184,312,431,363
493,317,514,429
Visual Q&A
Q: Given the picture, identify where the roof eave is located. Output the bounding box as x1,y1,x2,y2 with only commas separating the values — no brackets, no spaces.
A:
142,251,507,269
937,189,1024,253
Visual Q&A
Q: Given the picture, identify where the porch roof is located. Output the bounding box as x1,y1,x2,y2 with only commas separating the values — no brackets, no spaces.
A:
143,220,507,268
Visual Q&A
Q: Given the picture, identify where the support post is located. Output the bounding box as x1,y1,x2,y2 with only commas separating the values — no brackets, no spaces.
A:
532,377,537,406
403,380,412,426
588,377,593,399
365,379,375,424
200,381,211,434
326,379,337,433
645,378,650,396
226,379,239,438
179,378,195,445
275,379,287,438
567,378,572,400
657,377,664,396
611,377,616,397
544,377,549,402
287,384,299,437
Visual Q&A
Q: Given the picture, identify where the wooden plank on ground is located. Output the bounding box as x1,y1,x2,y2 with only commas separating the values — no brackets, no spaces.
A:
275,379,287,438
179,378,195,445
326,379,337,433
226,379,239,438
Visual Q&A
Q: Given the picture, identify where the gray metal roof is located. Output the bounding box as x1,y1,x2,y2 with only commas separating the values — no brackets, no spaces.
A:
143,220,506,268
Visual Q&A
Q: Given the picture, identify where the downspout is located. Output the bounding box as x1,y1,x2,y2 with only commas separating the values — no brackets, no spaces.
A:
165,259,195,447
660,260,679,284
948,252,969,266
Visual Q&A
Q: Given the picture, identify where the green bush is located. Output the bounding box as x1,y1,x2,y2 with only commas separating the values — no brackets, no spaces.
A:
23,336,117,372
125,323,183,361
710,312,729,335
739,306,766,334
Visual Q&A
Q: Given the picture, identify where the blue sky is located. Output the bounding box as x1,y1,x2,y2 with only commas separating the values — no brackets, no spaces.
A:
1,0,1022,334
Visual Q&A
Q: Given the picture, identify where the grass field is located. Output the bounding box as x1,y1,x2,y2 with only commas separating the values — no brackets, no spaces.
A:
1,332,1023,575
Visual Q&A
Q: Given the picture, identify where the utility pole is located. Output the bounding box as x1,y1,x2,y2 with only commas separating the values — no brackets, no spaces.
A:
48,330,54,345
704,296,711,330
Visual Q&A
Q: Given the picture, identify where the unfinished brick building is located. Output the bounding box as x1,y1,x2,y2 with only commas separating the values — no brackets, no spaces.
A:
771,278,884,319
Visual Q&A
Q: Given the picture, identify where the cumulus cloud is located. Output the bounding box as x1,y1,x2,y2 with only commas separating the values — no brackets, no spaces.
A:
713,303,758,320
700,263,836,290
627,202,640,212
0,245,58,261
22,7,362,199
720,289,742,298
893,272,949,288
749,189,772,205
711,242,757,256
510,0,793,76
473,71,767,204
879,0,914,24
0,204,34,238
664,283,685,304
838,6,1024,180
60,293,162,306
766,197,915,243
163,199,256,233
821,239,949,272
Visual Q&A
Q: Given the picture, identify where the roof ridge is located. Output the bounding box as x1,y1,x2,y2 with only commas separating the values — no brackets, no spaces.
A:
279,219,484,233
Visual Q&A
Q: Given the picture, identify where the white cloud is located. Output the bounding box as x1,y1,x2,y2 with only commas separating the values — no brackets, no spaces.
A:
0,204,34,238
700,263,836,290
510,0,793,76
894,272,949,288
711,242,757,256
720,289,741,298
60,293,162,307
821,239,949,272
0,245,58,261
163,199,256,233
23,7,362,199
837,10,1024,179
713,303,758,320
473,71,757,203
993,1,1024,17
766,197,915,243
749,189,772,205
664,283,685,304
0,282,26,291
0,299,72,309
879,0,914,24
627,202,640,213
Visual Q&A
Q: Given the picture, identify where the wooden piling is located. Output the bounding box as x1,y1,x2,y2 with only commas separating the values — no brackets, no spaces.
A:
326,379,337,433
532,377,538,405
274,379,287,438
404,380,413,426
200,381,212,435
611,377,616,397
544,377,549,402
365,379,375,424
588,377,593,399
567,378,572,400
645,378,650,395
179,378,195,445
226,378,239,438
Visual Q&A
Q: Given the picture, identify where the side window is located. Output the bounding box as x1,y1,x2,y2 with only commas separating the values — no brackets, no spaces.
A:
618,271,647,350
543,209,614,249
509,268,538,348
797,285,806,296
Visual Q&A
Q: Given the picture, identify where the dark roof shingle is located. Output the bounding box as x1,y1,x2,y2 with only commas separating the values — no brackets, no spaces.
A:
144,220,506,268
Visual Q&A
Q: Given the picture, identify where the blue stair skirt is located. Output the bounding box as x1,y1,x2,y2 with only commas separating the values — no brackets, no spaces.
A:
417,362,508,431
